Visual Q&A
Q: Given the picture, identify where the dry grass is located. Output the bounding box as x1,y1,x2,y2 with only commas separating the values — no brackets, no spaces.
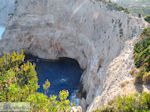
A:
120,80,130,88
143,72,150,84
130,67,137,76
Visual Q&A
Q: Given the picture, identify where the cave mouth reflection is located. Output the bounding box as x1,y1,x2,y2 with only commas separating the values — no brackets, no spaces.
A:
26,55,83,105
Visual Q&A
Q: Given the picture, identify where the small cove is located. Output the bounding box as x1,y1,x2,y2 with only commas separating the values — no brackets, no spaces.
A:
26,55,83,105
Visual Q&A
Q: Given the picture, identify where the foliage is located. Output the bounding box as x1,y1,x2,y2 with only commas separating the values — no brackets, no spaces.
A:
43,79,50,94
0,51,73,112
0,50,38,102
95,92,150,112
107,2,130,14
134,27,150,83
115,0,150,16
28,90,73,112
96,0,130,14
131,6,150,17
144,15,150,23
141,27,150,37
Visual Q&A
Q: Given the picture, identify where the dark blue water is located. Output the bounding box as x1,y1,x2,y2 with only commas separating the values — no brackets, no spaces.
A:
27,57,83,105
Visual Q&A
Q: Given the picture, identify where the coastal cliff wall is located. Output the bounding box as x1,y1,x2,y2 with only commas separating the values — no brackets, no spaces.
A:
0,0,146,111
0,0,14,26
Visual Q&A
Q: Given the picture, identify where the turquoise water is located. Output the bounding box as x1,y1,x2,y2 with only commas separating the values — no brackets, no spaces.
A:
0,26,5,39
27,56,83,105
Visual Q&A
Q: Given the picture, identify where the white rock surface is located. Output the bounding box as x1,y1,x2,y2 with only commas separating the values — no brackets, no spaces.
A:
0,0,147,111
71,106,82,112
0,0,15,26
87,36,139,111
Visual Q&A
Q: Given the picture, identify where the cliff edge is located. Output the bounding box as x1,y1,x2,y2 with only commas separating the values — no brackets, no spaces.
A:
0,0,147,111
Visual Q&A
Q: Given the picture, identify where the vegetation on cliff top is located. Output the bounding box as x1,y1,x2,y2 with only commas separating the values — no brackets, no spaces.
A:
96,27,150,112
0,51,73,112
134,26,150,83
144,15,150,23
96,92,150,112
96,0,130,14
113,0,150,16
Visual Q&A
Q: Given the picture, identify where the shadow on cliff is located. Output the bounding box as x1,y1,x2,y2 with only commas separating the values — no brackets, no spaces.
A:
134,82,143,93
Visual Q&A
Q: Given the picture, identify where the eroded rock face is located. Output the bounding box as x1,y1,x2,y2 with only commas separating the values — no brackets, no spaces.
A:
0,0,146,111
87,36,139,111
0,0,15,26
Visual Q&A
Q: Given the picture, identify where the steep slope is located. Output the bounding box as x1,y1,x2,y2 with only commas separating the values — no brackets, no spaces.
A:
88,35,141,111
0,0,146,111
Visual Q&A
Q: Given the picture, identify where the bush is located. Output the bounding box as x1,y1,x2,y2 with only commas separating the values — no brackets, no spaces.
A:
96,92,150,112
96,0,130,14
141,27,150,37
0,51,73,112
144,15,150,23
134,27,150,83
107,2,130,14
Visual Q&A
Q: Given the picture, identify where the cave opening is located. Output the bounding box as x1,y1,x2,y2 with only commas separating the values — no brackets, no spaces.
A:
25,54,84,105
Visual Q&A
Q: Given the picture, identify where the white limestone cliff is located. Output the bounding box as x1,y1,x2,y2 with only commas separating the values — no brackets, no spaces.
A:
0,0,15,26
0,0,147,111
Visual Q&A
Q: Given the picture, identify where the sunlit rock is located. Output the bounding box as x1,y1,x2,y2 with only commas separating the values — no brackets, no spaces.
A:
0,0,147,111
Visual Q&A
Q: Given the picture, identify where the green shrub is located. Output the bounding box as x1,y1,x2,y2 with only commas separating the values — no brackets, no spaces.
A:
133,27,150,83
96,92,150,112
0,51,73,112
96,0,130,14
144,15,150,23
141,27,150,37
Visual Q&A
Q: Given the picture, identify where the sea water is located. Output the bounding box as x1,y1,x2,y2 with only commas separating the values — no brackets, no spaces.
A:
27,57,83,105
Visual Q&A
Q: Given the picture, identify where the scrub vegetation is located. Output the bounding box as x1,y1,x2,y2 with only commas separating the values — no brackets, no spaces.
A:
97,0,130,14
144,15,150,23
113,0,150,16
134,27,150,84
0,51,73,112
95,92,150,112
